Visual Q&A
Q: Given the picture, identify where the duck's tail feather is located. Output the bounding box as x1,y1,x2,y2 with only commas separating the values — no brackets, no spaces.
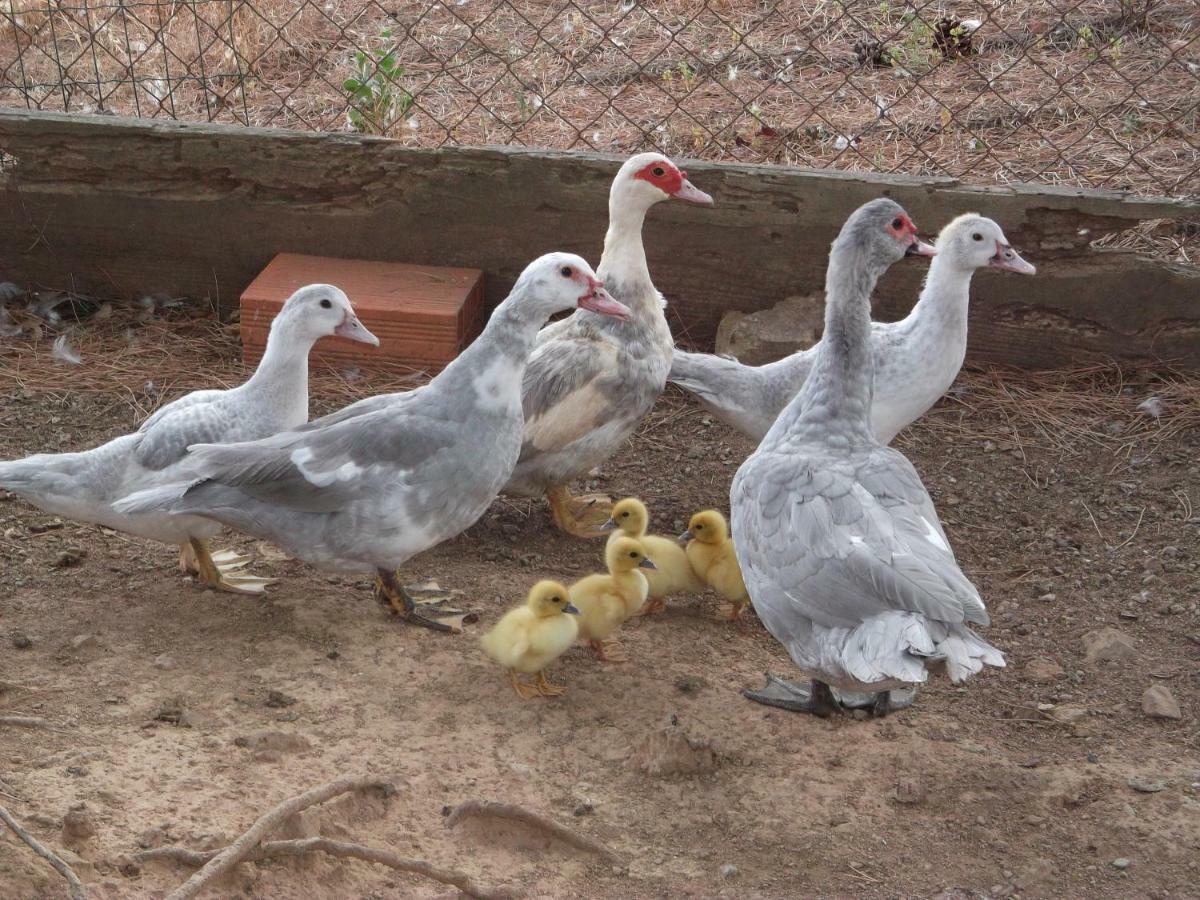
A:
835,611,1004,687
0,453,90,500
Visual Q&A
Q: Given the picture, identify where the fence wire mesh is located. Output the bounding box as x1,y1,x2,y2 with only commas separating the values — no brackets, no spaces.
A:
1,1,1197,197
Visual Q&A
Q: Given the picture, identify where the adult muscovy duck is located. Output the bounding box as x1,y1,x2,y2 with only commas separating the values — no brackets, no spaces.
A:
502,152,713,537
670,214,1034,443
0,285,377,593
117,254,630,632
731,199,1004,718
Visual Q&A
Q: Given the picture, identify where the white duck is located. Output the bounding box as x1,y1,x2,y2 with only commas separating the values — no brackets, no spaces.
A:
0,285,378,593
731,199,1004,718
502,152,713,536
670,214,1035,443
116,254,631,632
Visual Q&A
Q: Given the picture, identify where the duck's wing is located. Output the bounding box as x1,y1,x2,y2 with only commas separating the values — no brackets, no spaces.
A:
520,335,622,456
294,392,408,432
182,398,457,514
669,349,816,442
733,447,986,633
134,392,245,471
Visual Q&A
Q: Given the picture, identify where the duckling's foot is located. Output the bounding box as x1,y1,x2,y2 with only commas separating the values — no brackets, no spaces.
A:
590,638,628,663
509,670,541,699
178,543,198,575
630,596,667,618
716,599,747,621
535,671,567,697
374,570,477,633
190,539,274,595
547,486,612,538
742,675,839,718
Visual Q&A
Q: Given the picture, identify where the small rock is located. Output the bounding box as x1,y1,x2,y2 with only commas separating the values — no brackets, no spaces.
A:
265,690,297,709
686,444,704,460
1082,628,1137,665
53,547,86,568
69,634,100,652
153,654,177,671
11,632,32,650
1142,685,1181,720
1037,592,1057,603
675,675,708,695
1112,858,1131,870
719,864,738,879
1049,705,1088,724
61,803,96,844
573,802,594,817
1016,858,1054,890
630,718,718,777
1127,777,1167,793
1024,658,1065,683
244,730,312,754
893,776,925,805
326,650,340,660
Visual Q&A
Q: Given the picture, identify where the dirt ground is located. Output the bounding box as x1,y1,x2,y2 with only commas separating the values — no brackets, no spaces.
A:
1,350,1198,899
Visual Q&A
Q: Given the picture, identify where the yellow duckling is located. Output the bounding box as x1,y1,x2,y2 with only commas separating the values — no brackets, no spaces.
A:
569,536,656,662
681,510,750,621
480,580,580,698
600,497,704,616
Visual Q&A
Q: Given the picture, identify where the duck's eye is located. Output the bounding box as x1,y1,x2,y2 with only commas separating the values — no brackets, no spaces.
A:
560,265,574,278
695,523,704,530
620,511,629,518
629,551,638,558
550,596,561,603
972,232,983,242
320,298,332,309
891,217,903,230
652,166,665,176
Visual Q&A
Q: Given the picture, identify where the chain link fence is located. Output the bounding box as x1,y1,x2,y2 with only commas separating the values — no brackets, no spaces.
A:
1,1,1197,198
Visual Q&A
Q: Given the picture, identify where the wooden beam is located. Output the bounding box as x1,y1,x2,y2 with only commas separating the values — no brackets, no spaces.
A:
0,110,1196,368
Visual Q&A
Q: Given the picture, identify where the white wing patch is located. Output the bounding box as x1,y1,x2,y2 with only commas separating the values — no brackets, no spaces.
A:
290,446,363,487
473,355,522,412
920,516,950,553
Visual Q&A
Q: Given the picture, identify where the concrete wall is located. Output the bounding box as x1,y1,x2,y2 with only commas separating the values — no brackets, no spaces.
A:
0,110,1196,368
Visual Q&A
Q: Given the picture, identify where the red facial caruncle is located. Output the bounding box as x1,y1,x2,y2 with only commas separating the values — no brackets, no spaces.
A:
885,213,919,243
633,159,685,196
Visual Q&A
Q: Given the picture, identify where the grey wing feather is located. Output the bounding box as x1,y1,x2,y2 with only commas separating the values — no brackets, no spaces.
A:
185,405,456,513
519,337,620,455
137,389,225,433
738,448,984,633
294,392,409,432
134,397,240,471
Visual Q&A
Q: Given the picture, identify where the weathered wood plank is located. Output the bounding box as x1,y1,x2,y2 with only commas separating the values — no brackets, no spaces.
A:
0,110,1196,368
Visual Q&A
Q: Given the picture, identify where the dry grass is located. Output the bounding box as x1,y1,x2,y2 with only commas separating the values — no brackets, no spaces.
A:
0,0,1196,203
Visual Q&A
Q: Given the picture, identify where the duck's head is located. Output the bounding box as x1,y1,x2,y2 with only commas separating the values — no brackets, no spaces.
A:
612,152,713,212
276,284,379,346
527,580,579,617
935,214,1036,275
514,253,631,321
679,509,728,545
606,536,657,574
836,199,937,275
600,497,649,536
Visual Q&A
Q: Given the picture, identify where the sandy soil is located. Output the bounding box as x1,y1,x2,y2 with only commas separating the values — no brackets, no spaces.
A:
1,363,1198,899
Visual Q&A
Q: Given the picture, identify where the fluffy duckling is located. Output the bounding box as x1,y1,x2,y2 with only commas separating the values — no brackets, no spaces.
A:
569,536,656,662
480,580,580,699
681,510,749,621
601,497,703,616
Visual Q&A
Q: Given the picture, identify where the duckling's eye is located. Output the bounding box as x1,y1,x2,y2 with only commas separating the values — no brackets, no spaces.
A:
652,166,665,176
629,551,638,558
891,217,903,230
620,511,630,518
319,298,332,309
560,265,574,278
695,523,704,530
550,596,561,603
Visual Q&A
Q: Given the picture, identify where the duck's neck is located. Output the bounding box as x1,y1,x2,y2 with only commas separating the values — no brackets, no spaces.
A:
612,569,648,611
598,189,657,314
768,240,882,449
431,284,548,395
907,255,973,342
242,319,313,409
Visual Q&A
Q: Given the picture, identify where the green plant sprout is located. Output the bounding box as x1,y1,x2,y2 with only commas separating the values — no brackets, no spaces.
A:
344,28,413,135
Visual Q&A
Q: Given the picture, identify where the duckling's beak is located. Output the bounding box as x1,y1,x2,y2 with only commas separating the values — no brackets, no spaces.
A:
677,530,694,544
335,313,380,346
578,278,631,321
638,557,658,570
563,602,580,615
598,517,618,531
988,240,1036,275
905,237,938,258
672,172,714,205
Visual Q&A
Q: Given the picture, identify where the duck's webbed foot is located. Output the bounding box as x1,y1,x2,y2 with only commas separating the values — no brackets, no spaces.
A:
716,598,748,621
630,596,667,618
589,638,628,663
374,570,477,633
547,486,612,538
535,670,567,697
509,670,541,699
742,675,839,718
189,538,275,595
834,687,919,715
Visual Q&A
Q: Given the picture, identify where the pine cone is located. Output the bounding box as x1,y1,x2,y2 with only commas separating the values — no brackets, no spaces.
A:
853,35,891,68
932,16,974,58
